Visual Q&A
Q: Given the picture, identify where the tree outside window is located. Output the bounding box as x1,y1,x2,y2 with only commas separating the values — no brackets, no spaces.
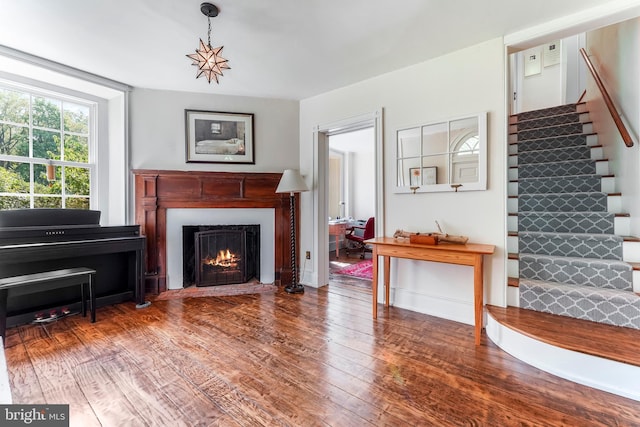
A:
0,86,93,210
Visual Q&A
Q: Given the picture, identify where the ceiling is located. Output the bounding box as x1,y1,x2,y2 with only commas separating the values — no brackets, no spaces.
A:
0,0,624,100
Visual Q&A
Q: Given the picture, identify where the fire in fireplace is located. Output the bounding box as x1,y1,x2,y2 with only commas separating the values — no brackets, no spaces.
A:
203,248,240,269
183,225,260,286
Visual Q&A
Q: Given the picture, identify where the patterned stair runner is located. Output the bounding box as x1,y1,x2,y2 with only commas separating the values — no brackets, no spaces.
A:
512,103,640,329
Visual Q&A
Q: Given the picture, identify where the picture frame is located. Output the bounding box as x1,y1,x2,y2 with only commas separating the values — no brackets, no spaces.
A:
409,166,437,186
524,47,542,77
543,40,561,67
185,110,254,164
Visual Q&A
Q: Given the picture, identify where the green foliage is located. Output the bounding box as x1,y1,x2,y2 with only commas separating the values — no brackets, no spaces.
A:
64,135,89,163
0,88,92,210
0,196,29,210
65,197,89,209
32,96,61,129
64,103,89,134
0,88,29,123
34,196,62,208
0,166,29,193
65,167,90,196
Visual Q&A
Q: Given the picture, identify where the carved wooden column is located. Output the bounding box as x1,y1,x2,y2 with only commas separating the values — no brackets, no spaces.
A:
275,193,292,286
134,172,161,294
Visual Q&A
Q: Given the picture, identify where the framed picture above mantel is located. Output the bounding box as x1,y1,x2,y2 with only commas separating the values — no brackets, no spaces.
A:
185,110,254,164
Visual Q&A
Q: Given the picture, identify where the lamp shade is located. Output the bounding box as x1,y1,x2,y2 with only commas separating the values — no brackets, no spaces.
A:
276,169,308,194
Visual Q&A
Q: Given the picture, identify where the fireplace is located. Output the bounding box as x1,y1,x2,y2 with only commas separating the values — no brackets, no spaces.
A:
133,170,296,294
183,225,260,286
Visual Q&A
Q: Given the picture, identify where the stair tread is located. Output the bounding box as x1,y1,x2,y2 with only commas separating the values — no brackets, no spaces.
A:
521,277,638,296
508,252,634,266
510,144,603,156
511,110,587,125
520,253,631,265
511,231,634,239
508,192,619,198
509,132,596,145
510,121,593,136
510,174,614,182
508,212,630,217
510,157,609,169
509,102,586,119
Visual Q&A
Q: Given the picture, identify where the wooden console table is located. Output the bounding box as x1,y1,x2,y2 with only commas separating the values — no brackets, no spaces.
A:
366,237,495,345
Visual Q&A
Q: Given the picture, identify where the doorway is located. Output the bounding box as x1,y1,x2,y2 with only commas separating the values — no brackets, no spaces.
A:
327,128,376,287
311,110,384,288
509,34,587,115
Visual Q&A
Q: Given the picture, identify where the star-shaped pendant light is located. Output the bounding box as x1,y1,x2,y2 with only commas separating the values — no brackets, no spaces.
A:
186,3,230,84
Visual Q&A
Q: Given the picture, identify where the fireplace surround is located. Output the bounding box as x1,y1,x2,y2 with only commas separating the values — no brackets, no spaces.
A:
133,170,297,294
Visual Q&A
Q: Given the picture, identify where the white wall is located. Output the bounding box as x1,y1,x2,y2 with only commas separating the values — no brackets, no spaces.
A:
129,88,299,173
562,34,586,104
350,149,375,221
585,18,640,236
329,127,375,221
299,38,507,325
519,44,564,112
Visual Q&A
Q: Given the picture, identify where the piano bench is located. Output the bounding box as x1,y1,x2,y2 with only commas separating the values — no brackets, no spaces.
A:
0,267,96,346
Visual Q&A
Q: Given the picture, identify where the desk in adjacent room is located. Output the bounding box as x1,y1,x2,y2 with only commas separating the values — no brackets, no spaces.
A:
328,222,347,257
366,237,495,345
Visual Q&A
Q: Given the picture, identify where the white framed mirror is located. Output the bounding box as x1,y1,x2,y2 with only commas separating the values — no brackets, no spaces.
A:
395,112,487,193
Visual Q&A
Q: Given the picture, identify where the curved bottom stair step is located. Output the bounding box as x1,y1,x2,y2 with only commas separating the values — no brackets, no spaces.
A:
519,278,640,329
486,305,640,401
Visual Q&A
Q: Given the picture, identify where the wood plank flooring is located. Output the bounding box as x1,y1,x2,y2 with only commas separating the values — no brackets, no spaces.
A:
4,279,640,426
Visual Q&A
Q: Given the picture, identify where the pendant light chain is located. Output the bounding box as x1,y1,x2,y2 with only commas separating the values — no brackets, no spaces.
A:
207,16,212,47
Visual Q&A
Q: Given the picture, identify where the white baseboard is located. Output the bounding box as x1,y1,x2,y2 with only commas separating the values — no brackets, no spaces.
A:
391,287,474,326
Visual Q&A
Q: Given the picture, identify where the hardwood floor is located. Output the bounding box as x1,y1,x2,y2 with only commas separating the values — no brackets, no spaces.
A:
329,250,372,290
5,278,640,426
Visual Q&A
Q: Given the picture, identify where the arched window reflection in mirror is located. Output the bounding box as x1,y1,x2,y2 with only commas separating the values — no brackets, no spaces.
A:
395,112,487,193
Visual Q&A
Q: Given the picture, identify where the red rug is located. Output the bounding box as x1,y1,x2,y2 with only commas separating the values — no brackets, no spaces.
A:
334,260,372,280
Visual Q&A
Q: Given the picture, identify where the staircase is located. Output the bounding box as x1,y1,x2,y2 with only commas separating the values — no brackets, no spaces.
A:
508,102,640,329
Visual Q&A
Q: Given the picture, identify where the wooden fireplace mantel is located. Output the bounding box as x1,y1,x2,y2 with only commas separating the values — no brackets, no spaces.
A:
132,170,296,294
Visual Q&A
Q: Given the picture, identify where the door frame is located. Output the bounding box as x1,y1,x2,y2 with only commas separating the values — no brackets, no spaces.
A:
310,109,384,288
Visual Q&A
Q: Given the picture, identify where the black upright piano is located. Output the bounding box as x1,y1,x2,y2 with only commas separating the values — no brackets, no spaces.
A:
0,209,145,327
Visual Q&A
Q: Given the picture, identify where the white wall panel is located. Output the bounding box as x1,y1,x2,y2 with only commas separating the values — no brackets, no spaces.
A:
300,38,508,322
129,89,299,173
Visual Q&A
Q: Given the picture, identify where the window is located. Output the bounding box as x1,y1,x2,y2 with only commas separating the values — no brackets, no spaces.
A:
0,84,94,210
455,134,480,155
